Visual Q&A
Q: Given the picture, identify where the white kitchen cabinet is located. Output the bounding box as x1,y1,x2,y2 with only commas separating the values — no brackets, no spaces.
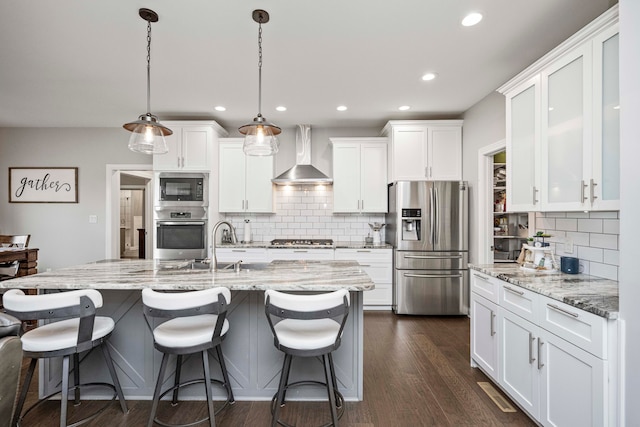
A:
330,138,388,213
506,78,541,212
335,248,392,309
538,328,605,427
471,272,616,426
381,120,463,182
218,138,274,213
153,121,226,171
500,9,619,212
499,308,540,418
470,293,498,381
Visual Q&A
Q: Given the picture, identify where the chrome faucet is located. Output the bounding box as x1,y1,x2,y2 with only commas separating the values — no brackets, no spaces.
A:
211,221,238,271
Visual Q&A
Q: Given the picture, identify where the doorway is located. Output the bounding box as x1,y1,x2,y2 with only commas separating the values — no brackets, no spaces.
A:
105,165,153,260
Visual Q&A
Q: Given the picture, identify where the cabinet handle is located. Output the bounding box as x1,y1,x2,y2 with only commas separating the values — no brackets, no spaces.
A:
405,254,462,259
357,250,372,253
590,179,598,204
529,333,536,364
472,273,490,282
425,167,428,177
490,311,496,336
581,180,588,203
232,249,247,253
532,186,539,205
177,157,180,168
361,200,364,210
429,166,433,178
293,250,309,253
404,273,463,279
246,200,249,210
537,338,544,370
503,285,524,296
547,303,579,318
359,264,371,267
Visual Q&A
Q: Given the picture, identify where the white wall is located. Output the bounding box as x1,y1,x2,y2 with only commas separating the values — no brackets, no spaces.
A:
461,92,506,264
619,0,640,424
0,127,151,270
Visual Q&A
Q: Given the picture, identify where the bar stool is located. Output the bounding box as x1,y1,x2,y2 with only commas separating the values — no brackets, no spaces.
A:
142,287,234,427
264,289,350,427
3,289,128,427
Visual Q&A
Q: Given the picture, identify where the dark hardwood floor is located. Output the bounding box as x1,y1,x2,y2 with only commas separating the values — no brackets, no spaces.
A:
17,312,535,426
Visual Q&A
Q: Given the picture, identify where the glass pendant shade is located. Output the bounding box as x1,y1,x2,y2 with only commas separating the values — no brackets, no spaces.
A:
240,115,281,156
124,114,172,154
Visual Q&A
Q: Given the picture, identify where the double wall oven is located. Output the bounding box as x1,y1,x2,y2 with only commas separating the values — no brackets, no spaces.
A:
154,173,208,260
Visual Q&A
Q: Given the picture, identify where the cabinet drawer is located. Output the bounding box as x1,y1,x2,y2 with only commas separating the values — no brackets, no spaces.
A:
268,248,335,261
363,283,392,307
216,248,268,263
470,272,500,304
360,264,392,283
538,295,607,358
499,283,538,323
334,248,392,263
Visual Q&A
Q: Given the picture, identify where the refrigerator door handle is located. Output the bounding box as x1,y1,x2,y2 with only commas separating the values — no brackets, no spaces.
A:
429,187,435,245
434,186,438,245
404,255,463,260
403,273,464,279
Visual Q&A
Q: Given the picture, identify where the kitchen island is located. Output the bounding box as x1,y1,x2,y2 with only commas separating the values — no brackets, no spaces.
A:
1,259,374,401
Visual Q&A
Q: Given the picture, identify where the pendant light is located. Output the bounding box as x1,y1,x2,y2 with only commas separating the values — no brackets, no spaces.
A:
239,9,281,156
123,8,172,155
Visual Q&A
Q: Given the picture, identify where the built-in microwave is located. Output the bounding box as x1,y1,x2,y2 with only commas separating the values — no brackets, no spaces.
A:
157,173,207,207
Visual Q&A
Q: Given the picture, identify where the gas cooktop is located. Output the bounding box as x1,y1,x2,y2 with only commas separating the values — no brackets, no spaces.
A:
269,239,334,247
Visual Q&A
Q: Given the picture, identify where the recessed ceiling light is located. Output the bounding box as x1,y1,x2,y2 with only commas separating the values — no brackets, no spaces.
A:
337,105,348,111
462,12,483,27
398,106,411,111
276,106,287,112
422,72,438,81
214,106,226,112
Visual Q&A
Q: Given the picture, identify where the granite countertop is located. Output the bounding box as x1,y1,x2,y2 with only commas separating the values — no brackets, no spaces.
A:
469,264,618,319
219,242,393,250
0,259,374,292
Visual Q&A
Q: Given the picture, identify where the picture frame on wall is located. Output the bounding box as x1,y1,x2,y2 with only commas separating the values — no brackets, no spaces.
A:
8,167,78,203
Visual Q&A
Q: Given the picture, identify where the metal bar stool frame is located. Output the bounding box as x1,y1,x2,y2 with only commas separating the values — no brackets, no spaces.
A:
3,289,128,427
142,288,234,427
265,290,350,427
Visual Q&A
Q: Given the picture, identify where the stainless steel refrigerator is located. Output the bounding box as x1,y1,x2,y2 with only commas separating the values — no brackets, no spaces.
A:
386,181,469,315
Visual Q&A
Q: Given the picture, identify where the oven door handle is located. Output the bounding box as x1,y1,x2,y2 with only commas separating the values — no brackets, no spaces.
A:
403,273,463,279
157,221,206,226
404,255,462,260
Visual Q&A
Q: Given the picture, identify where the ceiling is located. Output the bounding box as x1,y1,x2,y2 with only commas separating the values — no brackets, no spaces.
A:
0,0,617,134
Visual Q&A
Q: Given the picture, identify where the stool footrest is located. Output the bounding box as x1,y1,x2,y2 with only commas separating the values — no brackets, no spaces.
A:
17,382,119,427
270,381,345,427
152,378,233,427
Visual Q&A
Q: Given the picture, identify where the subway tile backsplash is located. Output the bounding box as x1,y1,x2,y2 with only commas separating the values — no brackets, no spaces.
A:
535,211,620,280
222,186,385,244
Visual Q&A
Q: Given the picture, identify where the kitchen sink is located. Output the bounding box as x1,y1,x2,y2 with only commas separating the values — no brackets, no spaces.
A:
157,260,270,272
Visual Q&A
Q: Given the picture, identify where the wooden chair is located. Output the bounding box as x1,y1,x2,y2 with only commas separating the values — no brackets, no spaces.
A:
0,234,31,281
0,234,30,248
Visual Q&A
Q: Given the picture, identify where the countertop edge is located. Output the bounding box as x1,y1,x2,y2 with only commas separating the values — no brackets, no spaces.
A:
469,264,619,320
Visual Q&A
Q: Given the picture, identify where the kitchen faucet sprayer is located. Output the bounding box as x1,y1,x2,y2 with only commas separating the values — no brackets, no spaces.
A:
210,221,238,271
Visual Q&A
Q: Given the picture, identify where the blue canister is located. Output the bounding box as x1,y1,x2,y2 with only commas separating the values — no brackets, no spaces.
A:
560,256,580,274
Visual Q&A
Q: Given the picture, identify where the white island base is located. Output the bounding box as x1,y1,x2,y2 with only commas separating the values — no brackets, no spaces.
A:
41,289,364,401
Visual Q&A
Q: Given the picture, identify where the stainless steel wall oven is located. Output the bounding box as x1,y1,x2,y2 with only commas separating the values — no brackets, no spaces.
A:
154,207,207,260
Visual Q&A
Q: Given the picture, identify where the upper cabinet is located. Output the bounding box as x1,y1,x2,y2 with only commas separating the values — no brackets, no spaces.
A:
381,120,463,182
153,121,227,172
331,137,388,213
499,6,619,212
218,138,274,213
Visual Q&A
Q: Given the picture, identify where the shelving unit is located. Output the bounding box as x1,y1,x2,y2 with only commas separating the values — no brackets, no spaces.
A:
492,154,529,263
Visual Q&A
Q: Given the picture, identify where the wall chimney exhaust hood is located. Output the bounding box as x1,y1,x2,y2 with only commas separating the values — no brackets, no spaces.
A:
272,125,333,185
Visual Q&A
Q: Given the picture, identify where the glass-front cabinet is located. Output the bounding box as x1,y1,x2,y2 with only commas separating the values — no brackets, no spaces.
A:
501,7,619,212
540,45,590,211
592,26,620,210
506,78,540,212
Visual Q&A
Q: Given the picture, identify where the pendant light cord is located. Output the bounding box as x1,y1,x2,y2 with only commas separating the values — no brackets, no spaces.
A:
257,20,263,116
146,20,152,116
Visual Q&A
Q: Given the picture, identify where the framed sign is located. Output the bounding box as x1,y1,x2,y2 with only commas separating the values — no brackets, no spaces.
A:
9,167,78,203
